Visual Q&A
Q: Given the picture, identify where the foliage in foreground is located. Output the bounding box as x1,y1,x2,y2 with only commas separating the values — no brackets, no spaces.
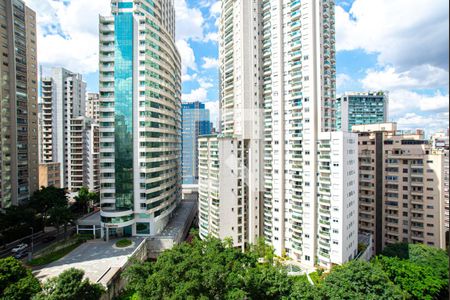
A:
0,257,104,300
123,238,449,300
35,268,104,300
0,257,41,299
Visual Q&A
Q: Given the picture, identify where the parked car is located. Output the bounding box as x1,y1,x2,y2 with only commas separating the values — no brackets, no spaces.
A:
14,250,28,259
11,243,28,253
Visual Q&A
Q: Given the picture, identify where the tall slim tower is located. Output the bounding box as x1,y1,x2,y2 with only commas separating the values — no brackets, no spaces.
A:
199,0,358,268
182,102,212,185
40,67,87,189
99,0,182,238
0,0,39,208
199,0,264,249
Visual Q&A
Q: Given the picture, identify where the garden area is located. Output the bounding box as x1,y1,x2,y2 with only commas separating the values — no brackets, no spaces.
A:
118,237,449,300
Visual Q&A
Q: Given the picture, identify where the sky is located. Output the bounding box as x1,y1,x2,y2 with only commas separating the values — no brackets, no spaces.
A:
24,0,449,134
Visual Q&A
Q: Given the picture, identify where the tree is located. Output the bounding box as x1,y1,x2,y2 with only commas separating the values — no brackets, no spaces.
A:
375,256,444,300
318,260,405,299
0,257,41,299
289,276,320,300
379,243,449,299
30,186,68,226
73,187,90,215
0,206,41,244
48,206,73,235
73,188,100,215
124,237,293,300
35,268,104,300
382,243,449,282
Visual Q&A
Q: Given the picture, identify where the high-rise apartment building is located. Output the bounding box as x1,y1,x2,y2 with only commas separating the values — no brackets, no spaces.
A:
0,0,39,208
39,162,61,188
99,0,182,238
199,0,358,268
353,123,448,253
86,93,100,122
199,0,265,250
336,92,389,132
68,117,100,193
182,102,212,185
430,130,449,237
40,67,87,190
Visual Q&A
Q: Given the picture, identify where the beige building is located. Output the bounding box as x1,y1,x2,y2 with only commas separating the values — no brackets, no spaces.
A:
68,117,99,193
0,0,39,208
86,93,100,122
39,162,61,188
353,123,447,253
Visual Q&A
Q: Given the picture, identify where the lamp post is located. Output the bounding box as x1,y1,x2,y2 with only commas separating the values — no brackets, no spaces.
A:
28,227,34,262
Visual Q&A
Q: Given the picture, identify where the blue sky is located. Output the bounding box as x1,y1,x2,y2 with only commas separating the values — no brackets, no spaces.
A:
25,0,449,134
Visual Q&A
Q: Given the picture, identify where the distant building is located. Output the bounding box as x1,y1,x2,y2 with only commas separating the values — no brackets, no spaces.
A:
430,130,449,234
40,67,87,190
0,0,39,208
353,123,448,254
182,102,212,185
39,163,61,188
336,92,389,132
68,117,99,193
86,93,100,122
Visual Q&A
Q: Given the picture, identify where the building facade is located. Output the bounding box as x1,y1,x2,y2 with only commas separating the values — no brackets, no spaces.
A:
0,0,39,208
336,92,388,132
86,93,100,122
199,0,265,250
68,117,100,193
199,0,358,268
99,0,182,238
182,102,212,185
40,67,87,190
430,130,449,237
39,162,61,188
354,123,448,253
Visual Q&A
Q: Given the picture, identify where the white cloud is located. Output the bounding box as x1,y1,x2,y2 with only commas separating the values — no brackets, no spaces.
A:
24,0,110,74
198,77,214,89
209,1,221,19
388,90,449,117
336,0,449,70
202,57,219,69
361,65,449,91
337,73,351,88
396,112,449,133
174,0,205,42
205,101,219,129
176,39,197,75
203,32,219,43
182,87,209,102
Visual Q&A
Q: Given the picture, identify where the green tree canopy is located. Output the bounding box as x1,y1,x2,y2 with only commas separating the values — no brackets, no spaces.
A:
0,257,41,300
382,243,449,281
30,186,68,226
35,268,104,300
375,256,444,300
124,238,292,300
318,260,405,300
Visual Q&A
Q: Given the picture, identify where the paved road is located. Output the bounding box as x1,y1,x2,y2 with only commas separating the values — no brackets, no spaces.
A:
0,227,75,259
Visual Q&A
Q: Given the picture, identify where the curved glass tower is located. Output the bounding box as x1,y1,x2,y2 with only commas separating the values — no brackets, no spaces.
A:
99,0,182,238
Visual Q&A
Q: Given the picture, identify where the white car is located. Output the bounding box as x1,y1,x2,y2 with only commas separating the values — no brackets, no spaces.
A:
11,243,28,253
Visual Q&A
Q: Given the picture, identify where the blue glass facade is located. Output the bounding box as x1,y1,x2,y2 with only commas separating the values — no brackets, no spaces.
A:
182,102,212,184
114,13,134,210
336,93,388,131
